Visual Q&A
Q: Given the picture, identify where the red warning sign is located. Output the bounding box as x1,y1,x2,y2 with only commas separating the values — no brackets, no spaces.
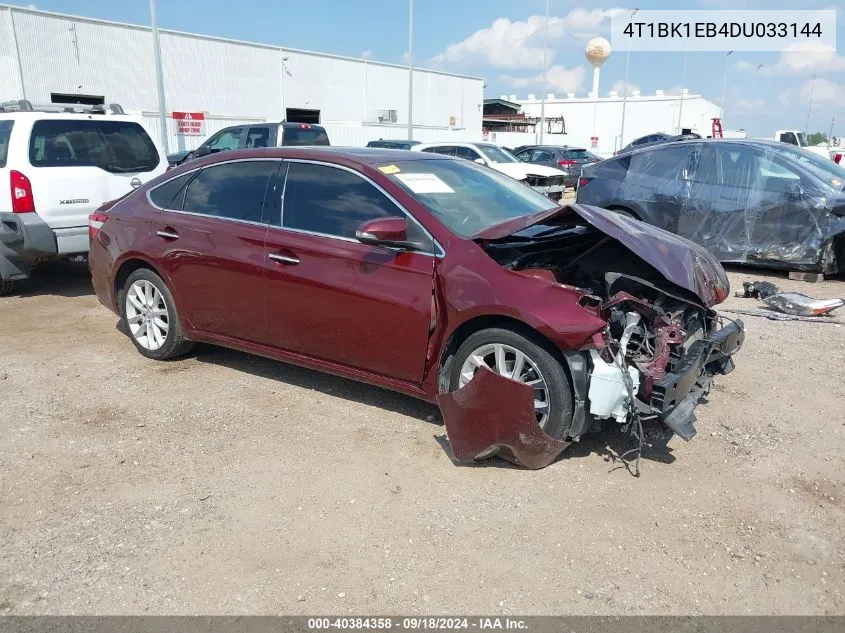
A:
172,111,205,136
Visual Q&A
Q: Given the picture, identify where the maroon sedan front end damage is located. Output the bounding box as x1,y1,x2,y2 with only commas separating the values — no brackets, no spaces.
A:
436,204,745,469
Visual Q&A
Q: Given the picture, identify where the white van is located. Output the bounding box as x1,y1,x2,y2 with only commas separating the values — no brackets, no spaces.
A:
0,100,167,294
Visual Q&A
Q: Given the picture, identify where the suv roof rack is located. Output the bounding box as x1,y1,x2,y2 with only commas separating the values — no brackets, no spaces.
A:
0,99,125,115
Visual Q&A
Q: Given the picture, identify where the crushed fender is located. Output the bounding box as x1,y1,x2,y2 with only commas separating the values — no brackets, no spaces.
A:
436,367,570,470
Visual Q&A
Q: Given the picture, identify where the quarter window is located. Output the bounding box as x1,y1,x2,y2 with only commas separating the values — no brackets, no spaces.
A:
149,172,194,209
181,160,278,223
281,162,432,250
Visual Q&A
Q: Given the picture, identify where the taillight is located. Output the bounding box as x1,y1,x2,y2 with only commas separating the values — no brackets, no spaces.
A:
299,123,311,129
835,153,843,164
558,159,576,166
10,170,35,213
578,177,592,187
89,211,109,241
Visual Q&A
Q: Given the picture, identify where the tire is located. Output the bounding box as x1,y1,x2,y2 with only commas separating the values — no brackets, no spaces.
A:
120,268,193,360
0,278,17,296
449,327,574,439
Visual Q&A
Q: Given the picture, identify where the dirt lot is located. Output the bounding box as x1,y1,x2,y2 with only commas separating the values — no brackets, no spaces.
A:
1,260,843,615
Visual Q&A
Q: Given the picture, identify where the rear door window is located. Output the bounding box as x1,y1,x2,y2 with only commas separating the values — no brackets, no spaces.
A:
245,126,271,148
455,146,481,161
28,119,160,172
631,146,694,180
0,120,13,167
530,149,555,162
281,125,330,146
180,160,278,223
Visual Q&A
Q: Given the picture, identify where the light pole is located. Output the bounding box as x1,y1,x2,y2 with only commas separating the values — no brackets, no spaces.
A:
719,50,732,121
538,0,549,144
619,7,637,149
676,43,688,133
407,0,414,141
805,74,816,135
149,0,169,154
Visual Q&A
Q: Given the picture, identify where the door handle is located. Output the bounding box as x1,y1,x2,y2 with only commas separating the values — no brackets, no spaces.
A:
156,229,179,240
269,252,300,265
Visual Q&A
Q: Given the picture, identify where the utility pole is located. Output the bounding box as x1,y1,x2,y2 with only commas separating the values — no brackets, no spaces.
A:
149,0,169,154
538,0,549,144
805,74,816,134
677,43,688,133
407,0,414,141
719,51,732,121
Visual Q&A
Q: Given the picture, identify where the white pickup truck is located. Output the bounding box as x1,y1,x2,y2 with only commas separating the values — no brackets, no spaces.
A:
772,130,836,160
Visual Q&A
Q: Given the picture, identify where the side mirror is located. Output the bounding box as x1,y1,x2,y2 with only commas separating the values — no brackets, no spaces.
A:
474,157,485,164
788,181,803,199
195,145,211,157
356,217,413,249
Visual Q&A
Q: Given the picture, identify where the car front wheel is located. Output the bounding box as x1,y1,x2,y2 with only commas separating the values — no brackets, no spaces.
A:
121,268,193,360
449,327,574,439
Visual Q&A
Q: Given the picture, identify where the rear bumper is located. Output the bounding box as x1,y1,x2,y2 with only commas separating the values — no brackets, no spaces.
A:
0,212,57,281
531,184,567,196
650,318,745,440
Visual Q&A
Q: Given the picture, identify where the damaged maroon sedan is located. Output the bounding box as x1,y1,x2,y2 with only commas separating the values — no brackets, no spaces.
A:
88,147,744,468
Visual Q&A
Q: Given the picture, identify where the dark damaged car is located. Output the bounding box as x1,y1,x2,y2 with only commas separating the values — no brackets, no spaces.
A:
577,139,845,274
88,148,744,468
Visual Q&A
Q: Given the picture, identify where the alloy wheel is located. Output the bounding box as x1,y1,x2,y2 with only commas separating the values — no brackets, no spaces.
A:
458,343,551,427
125,280,170,351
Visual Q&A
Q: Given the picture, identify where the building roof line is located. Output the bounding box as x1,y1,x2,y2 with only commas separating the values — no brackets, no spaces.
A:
0,3,484,82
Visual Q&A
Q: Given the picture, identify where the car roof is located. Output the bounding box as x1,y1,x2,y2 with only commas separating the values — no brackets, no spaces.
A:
170,147,453,170
619,137,808,158
0,111,144,123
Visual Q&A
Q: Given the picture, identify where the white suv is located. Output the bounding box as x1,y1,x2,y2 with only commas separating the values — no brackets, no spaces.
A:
0,100,167,294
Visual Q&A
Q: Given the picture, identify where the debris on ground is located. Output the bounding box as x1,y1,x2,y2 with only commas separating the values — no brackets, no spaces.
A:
721,307,845,324
735,280,780,299
761,292,843,317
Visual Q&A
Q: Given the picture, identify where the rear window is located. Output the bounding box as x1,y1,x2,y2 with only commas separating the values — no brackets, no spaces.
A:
29,119,160,173
0,120,12,167
282,125,330,146
562,149,593,160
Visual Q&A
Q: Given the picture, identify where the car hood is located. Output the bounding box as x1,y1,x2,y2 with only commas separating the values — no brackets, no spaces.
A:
491,162,567,179
475,203,730,307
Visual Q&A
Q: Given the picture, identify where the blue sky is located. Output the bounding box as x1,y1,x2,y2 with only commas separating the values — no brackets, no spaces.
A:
11,0,845,138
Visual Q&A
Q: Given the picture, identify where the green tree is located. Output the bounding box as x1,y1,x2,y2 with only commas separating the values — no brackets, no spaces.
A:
806,132,829,145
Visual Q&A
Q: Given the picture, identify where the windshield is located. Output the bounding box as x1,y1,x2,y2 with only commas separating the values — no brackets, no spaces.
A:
476,144,518,164
380,158,557,237
774,144,845,188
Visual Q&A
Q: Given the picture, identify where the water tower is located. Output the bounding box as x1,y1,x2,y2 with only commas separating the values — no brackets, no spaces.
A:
585,37,611,97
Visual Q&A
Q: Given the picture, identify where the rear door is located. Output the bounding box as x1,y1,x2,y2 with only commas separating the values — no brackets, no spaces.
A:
25,117,165,253
622,145,695,231
262,160,436,382
148,159,279,340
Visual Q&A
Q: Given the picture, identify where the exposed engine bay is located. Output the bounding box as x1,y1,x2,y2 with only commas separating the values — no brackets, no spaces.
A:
478,218,740,446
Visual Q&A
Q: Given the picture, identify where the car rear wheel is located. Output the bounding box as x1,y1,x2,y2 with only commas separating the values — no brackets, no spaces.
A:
121,268,193,360
449,327,574,439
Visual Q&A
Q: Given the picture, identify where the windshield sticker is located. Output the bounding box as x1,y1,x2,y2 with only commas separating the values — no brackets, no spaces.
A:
378,164,401,174
394,173,455,194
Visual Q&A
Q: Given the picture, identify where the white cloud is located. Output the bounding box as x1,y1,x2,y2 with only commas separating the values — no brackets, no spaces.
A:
733,98,766,113
779,78,845,107
735,43,845,76
610,80,640,96
432,8,623,70
499,64,586,94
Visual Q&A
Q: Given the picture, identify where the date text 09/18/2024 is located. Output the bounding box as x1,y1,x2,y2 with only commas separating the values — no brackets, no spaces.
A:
307,617,528,630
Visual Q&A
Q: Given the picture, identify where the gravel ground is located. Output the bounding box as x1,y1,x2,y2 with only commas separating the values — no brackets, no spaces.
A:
0,260,843,615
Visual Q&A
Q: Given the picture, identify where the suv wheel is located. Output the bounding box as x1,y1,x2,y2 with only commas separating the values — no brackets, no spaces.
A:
449,327,574,439
121,268,193,360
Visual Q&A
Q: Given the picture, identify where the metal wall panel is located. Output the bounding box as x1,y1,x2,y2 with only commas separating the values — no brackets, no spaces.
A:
0,9,25,99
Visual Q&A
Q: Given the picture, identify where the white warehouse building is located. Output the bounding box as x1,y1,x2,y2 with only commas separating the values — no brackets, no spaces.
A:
0,4,484,154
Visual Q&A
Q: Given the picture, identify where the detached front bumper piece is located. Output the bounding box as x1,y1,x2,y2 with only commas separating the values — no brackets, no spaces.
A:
437,367,570,470
650,318,745,441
